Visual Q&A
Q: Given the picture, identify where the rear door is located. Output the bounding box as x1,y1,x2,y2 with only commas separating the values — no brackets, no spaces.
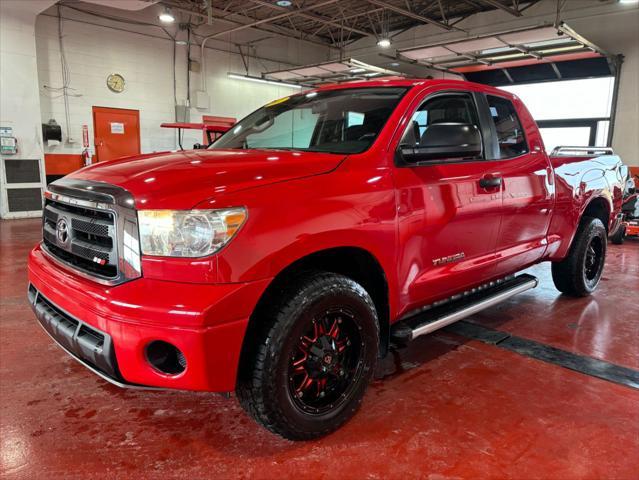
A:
92,106,141,162
392,89,504,316
483,94,554,275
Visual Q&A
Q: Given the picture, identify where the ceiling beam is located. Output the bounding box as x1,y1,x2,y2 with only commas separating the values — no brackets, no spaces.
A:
475,0,522,17
164,2,336,49
365,0,457,31
203,0,339,39
248,0,373,38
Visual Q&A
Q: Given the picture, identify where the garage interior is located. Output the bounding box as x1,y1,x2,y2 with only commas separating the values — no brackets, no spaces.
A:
1,0,638,478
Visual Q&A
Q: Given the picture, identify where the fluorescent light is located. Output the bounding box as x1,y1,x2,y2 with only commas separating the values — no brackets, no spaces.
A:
227,73,302,89
619,0,638,4
542,45,584,54
377,38,392,48
159,8,175,23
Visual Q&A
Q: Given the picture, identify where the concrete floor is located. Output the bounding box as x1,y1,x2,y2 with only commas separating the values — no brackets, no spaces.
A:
1,219,638,479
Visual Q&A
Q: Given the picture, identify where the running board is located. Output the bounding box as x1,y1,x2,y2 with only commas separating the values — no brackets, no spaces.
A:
391,274,539,343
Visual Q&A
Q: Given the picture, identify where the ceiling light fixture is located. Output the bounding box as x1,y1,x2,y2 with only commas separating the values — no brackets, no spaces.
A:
158,7,175,23
227,73,302,89
377,38,392,48
618,0,638,4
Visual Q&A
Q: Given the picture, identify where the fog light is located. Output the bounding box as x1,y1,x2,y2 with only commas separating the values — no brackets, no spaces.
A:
145,341,186,375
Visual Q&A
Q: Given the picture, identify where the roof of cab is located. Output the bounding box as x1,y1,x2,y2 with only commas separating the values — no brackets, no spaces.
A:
307,77,516,100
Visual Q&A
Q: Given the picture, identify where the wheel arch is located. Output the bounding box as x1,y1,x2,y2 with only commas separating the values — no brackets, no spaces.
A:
582,195,612,232
237,246,392,383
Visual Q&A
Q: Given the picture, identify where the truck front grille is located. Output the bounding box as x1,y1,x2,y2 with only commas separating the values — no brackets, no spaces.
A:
42,179,142,285
42,198,118,280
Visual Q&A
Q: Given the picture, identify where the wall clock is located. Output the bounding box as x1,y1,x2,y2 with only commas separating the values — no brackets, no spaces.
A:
106,73,125,93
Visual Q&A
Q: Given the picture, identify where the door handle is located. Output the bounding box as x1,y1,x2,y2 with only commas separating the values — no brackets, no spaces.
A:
479,175,502,189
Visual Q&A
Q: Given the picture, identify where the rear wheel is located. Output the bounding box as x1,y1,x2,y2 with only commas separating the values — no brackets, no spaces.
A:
552,216,607,297
610,224,626,245
237,272,379,440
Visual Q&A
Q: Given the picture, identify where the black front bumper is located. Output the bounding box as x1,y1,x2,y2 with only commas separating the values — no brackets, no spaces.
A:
28,283,121,381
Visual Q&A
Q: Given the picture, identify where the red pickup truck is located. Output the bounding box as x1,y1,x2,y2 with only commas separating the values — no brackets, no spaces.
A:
28,79,624,440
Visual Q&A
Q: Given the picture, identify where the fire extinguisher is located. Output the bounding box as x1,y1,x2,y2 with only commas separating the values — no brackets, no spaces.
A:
81,124,92,166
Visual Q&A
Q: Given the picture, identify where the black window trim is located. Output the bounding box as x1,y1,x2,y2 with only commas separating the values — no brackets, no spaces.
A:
483,92,529,161
394,89,496,168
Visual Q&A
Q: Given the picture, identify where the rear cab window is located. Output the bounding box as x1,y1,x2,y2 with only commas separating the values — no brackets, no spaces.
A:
486,95,528,159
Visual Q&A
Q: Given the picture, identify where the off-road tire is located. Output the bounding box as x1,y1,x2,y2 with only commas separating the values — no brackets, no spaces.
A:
551,216,607,297
610,224,626,245
236,272,379,440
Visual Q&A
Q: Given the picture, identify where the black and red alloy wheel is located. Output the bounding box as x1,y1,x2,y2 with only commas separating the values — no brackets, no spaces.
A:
287,308,364,415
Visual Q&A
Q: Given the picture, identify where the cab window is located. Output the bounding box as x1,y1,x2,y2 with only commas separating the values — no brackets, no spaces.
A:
247,108,319,149
486,95,528,158
400,93,481,151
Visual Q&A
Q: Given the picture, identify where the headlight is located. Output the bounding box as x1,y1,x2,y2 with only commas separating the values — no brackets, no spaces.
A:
138,208,247,257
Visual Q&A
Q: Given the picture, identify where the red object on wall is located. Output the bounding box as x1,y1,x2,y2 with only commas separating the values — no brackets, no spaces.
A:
92,106,141,162
82,124,89,148
202,115,235,143
44,153,84,175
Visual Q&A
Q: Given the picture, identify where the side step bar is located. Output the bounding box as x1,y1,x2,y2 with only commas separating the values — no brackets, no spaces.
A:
391,274,539,343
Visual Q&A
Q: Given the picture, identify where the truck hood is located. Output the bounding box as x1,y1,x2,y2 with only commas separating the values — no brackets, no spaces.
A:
69,149,345,209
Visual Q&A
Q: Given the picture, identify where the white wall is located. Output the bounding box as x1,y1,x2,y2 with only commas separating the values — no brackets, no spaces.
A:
345,0,639,165
0,0,56,218
35,10,327,156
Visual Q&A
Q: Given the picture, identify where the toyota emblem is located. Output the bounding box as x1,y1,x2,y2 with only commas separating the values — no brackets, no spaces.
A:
56,218,69,245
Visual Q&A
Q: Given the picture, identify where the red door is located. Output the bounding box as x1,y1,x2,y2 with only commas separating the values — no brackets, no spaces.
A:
392,90,503,316
92,107,141,162
483,94,554,276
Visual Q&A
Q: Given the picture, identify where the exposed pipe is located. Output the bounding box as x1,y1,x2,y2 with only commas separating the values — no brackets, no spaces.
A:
57,5,72,143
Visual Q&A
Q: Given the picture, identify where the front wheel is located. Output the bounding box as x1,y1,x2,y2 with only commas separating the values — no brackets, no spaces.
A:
551,216,607,297
237,272,379,440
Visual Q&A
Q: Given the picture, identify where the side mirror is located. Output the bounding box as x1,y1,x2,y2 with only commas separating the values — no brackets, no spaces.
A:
193,143,204,149
399,123,482,164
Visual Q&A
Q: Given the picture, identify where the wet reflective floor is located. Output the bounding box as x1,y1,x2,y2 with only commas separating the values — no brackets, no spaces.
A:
1,219,638,479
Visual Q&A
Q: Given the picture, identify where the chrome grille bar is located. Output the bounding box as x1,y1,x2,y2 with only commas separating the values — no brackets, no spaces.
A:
42,179,142,286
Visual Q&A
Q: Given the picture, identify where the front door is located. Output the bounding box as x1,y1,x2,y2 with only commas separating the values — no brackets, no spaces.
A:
392,90,503,317
483,94,554,276
92,107,141,162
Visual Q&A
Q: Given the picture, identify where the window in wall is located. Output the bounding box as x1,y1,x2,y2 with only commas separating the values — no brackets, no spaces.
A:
500,77,615,152
500,77,615,121
486,95,528,158
346,111,365,128
538,127,591,154
595,121,610,147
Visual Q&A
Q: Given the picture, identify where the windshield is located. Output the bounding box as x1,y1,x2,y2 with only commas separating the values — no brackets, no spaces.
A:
211,87,408,154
